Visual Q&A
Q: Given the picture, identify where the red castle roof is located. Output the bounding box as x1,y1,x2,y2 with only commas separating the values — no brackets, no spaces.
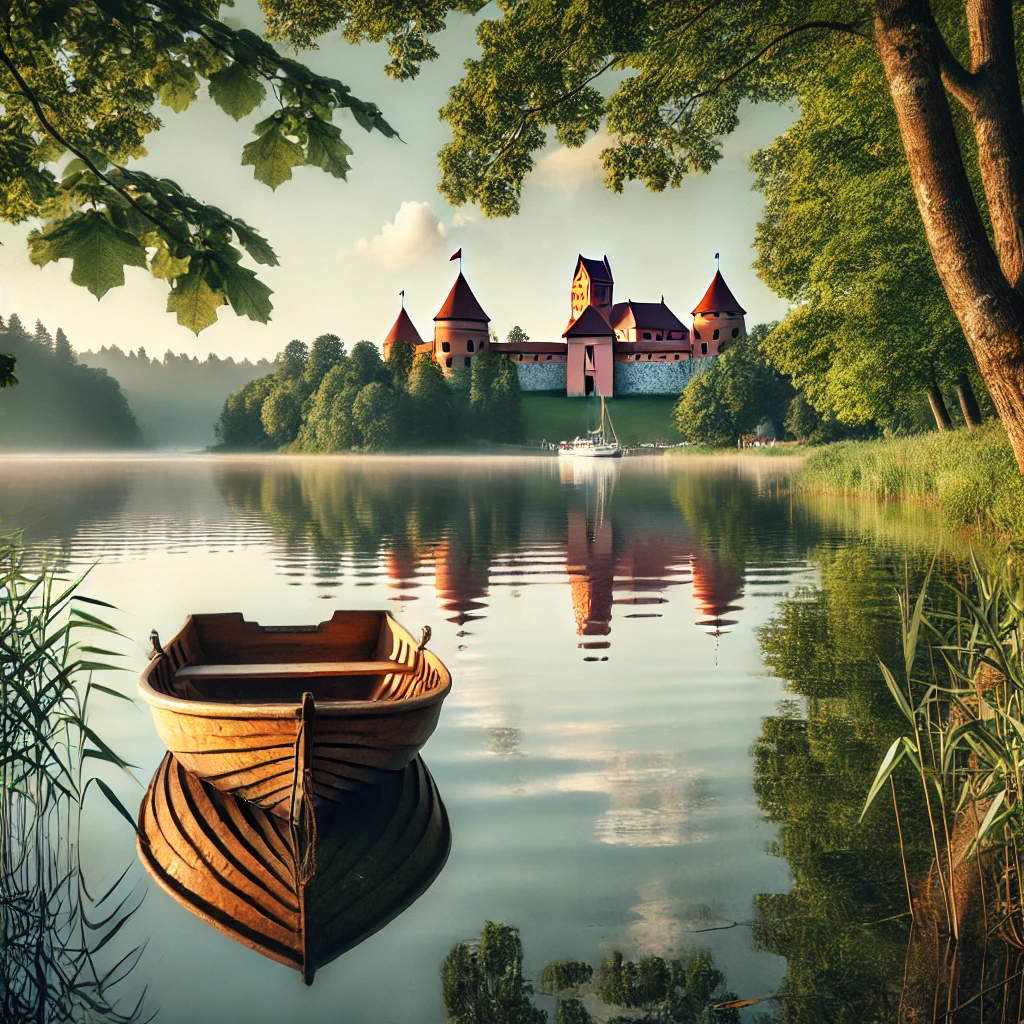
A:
384,307,424,347
692,271,746,316
610,300,688,334
434,273,489,322
563,305,614,338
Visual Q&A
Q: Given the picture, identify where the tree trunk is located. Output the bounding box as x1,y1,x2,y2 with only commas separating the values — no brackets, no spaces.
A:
873,1,1024,473
956,373,983,429
926,383,952,430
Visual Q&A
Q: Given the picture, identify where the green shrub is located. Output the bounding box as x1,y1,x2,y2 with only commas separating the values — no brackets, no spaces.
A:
541,961,594,995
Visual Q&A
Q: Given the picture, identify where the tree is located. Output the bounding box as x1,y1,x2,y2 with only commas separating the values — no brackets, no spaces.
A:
387,339,416,390
407,353,452,444
1,3,399,334
293,364,360,452
672,326,795,445
352,381,396,450
348,340,389,388
752,38,985,433
305,334,345,389
277,340,309,381
214,376,276,449
260,383,304,446
53,328,74,364
33,320,53,353
506,325,530,345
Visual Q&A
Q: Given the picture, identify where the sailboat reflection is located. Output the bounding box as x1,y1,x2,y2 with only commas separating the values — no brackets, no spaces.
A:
137,752,450,985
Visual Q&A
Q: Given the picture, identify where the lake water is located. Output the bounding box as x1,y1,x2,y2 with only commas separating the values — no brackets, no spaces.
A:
0,455,953,1022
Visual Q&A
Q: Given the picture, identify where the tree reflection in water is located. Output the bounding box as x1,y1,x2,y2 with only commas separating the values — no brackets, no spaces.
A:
441,922,743,1024
752,547,1024,1022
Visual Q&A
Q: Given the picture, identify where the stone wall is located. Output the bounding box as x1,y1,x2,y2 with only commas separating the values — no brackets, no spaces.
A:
613,356,717,396
516,361,567,391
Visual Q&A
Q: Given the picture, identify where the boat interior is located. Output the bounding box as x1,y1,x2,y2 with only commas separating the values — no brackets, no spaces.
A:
145,611,441,705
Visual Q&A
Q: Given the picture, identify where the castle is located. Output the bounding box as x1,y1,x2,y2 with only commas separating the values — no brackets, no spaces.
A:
382,255,747,397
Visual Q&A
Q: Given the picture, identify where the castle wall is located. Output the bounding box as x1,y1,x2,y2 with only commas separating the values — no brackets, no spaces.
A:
516,361,567,391
613,355,717,395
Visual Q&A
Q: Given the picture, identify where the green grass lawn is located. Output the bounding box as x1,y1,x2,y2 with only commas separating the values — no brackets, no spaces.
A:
521,393,681,445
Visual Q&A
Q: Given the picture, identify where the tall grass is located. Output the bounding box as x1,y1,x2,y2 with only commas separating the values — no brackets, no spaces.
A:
797,422,1024,536
0,540,146,1023
861,562,1024,1017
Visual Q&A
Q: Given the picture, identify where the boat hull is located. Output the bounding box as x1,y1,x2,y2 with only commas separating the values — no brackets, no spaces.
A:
137,752,450,984
138,611,451,819
557,447,623,458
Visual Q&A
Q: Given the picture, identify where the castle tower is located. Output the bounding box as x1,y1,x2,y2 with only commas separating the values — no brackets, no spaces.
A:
691,270,746,357
382,306,425,361
564,305,615,398
570,255,614,322
433,273,490,374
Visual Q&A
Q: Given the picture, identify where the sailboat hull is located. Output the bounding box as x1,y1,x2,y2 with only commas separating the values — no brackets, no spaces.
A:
557,446,622,458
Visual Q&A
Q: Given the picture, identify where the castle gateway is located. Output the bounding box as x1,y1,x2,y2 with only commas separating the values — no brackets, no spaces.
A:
383,255,746,397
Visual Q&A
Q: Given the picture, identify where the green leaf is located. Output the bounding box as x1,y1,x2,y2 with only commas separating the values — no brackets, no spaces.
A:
231,222,278,267
219,260,274,323
85,777,139,833
859,737,905,822
879,661,914,723
144,232,191,281
242,125,305,190
28,211,147,299
209,62,267,120
304,117,353,179
154,58,199,113
166,265,227,334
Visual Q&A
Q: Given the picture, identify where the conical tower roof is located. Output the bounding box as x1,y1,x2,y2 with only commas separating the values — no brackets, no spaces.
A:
434,273,489,322
692,271,746,315
384,307,424,347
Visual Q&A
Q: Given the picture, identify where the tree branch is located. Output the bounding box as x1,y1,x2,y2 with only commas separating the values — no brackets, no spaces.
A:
934,29,979,110
0,40,186,245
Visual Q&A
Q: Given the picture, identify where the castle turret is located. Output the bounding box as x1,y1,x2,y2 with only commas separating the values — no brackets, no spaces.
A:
382,306,426,361
571,255,614,322
433,273,490,373
691,271,746,357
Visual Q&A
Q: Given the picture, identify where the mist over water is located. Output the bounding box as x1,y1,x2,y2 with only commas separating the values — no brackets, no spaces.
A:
0,455,947,1022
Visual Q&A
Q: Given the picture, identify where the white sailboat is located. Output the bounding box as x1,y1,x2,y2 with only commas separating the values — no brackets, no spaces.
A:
558,397,623,458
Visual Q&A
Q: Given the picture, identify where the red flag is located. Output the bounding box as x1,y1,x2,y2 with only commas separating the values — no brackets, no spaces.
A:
449,248,462,262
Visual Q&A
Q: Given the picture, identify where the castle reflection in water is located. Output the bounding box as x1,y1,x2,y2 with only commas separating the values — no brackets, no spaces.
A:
3,454,802,654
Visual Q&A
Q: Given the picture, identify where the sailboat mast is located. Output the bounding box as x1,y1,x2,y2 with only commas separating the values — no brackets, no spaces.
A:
601,397,619,447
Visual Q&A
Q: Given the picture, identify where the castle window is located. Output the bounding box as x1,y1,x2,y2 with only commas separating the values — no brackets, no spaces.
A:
694,330,701,340
464,356,471,367
635,354,641,361
655,333,663,341
700,343,708,355
534,354,539,362
642,331,651,340
674,354,680,360
647,354,652,360
518,355,523,361
467,339,474,352
713,329,720,340
445,357,453,368
732,328,740,338
441,342,451,353
546,354,552,360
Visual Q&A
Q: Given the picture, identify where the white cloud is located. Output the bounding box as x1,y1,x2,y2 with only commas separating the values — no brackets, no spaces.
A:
354,201,446,269
452,212,474,228
533,132,612,190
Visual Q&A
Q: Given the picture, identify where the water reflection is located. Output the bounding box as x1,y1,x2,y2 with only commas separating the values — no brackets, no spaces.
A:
138,753,450,986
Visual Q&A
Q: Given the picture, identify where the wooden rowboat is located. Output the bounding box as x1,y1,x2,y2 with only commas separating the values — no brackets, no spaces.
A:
138,611,451,822
138,752,450,985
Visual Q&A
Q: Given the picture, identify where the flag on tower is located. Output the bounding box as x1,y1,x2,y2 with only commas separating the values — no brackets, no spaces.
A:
449,248,462,262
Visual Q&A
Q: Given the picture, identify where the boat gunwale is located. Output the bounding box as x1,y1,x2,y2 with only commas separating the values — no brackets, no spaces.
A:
137,611,452,720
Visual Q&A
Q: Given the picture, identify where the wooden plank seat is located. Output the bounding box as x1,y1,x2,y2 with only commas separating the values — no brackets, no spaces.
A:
175,660,415,681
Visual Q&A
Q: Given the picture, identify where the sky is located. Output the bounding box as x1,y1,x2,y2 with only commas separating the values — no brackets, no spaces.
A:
0,3,796,363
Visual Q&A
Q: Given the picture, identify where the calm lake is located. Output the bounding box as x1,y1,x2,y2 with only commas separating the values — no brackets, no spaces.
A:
1,454,957,1022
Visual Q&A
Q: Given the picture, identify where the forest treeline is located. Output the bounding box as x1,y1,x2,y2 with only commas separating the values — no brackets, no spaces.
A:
0,315,139,450
215,335,523,452
80,346,276,448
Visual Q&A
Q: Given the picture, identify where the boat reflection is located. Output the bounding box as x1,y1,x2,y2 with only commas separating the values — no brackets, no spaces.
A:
137,752,450,985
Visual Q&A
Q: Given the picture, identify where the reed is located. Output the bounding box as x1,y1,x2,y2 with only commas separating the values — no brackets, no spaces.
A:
0,539,145,1023
797,422,1024,536
862,560,1024,1015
